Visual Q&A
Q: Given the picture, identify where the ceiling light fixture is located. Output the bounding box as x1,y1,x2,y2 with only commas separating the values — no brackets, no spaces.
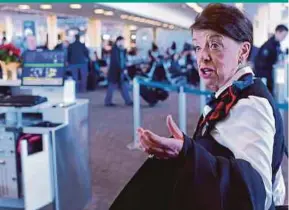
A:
40,4,52,10
94,9,104,14
155,22,162,26
235,3,244,10
120,14,128,19
129,25,138,30
70,4,82,9
104,11,114,16
131,34,136,40
186,3,203,13
18,5,30,10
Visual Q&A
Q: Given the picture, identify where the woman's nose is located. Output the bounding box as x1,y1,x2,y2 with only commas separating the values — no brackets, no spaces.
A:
200,48,211,62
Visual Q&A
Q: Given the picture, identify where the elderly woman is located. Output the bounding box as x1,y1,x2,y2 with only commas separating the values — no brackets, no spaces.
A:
110,4,286,210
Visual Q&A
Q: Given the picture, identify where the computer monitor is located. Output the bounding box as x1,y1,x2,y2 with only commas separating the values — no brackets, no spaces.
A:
21,50,66,86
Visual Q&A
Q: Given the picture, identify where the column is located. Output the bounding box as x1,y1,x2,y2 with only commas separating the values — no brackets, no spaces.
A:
253,4,270,47
123,24,131,49
47,15,57,50
5,16,13,43
87,18,102,58
153,27,157,43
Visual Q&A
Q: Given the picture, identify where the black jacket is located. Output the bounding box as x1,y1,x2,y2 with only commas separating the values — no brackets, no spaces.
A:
254,36,281,77
67,40,89,64
107,45,127,83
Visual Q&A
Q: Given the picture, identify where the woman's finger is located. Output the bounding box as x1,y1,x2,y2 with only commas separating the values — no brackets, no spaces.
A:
166,115,183,140
142,130,161,148
143,130,168,149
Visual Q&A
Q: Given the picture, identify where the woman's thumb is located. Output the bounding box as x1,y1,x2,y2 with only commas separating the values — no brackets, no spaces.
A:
166,115,183,140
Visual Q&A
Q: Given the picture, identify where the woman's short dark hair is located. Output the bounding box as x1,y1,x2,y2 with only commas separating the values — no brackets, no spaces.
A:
191,3,253,57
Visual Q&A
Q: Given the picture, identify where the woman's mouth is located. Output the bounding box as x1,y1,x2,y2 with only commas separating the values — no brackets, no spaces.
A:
199,68,215,79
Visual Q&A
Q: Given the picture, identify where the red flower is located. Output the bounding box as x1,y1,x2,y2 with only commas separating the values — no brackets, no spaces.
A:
0,43,21,58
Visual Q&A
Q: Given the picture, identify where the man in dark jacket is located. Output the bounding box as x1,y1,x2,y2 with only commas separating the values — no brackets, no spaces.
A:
67,34,89,92
254,24,288,94
104,36,133,106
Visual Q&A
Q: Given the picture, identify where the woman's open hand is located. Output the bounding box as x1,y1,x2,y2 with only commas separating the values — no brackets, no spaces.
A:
138,115,184,159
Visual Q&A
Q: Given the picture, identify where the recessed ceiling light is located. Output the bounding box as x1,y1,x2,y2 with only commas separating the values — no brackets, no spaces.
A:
103,34,110,40
70,4,82,9
131,34,136,40
94,9,104,14
129,25,137,30
18,5,30,10
186,3,203,13
139,18,146,23
104,11,114,16
120,14,128,19
127,16,134,20
235,3,244,10
40,4,52,10
155,22,162,26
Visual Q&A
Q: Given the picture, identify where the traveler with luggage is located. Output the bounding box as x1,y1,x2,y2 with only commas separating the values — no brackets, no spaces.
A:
104,36,133,107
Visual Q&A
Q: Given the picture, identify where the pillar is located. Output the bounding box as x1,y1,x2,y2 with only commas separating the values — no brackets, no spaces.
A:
123,24,131,49
5,16,13,43
47,15,57,50
153,27,157,43
87,18,102,58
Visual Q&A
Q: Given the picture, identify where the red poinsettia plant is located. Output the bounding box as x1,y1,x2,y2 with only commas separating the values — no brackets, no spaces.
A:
0,44,21,64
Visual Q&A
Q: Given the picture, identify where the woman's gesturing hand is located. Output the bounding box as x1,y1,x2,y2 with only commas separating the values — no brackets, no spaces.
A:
138,115,184,159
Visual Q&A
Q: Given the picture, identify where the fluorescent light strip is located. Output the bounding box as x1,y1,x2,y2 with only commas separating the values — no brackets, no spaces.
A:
40,4,52,10
94,9,104,14
186,3,203,13
70,4,82,9
18,5,30,10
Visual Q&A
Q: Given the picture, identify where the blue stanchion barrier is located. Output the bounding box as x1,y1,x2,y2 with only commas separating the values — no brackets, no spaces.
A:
277,102,288,110
135,76,210,96
135,76,288,110
137,77,179,92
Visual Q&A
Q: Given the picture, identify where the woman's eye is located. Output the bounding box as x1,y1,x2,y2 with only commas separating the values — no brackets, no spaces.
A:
195,46,201,52
210,43,220,50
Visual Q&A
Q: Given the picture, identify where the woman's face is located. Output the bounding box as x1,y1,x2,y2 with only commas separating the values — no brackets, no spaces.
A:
192,29,245,91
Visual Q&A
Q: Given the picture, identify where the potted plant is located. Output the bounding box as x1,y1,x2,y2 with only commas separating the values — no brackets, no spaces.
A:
0,43,22,80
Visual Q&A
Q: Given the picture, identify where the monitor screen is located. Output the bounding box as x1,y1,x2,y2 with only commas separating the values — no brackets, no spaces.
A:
22,50,66,86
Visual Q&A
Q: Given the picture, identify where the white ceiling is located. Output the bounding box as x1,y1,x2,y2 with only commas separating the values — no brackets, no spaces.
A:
0,3,198,29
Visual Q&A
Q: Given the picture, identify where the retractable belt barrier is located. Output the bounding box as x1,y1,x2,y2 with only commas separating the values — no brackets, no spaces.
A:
127,76,288,150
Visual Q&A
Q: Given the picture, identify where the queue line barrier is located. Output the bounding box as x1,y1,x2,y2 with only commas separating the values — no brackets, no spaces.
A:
127,76,288,150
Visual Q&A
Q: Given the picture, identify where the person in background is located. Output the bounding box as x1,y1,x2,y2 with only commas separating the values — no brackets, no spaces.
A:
110,3,285,210
1,37,7,46
166,41,177,60
104,36,133,106
25,35,37,51
67,34,89,92
254,24,288,95
55,34,65,50
148,42,160,64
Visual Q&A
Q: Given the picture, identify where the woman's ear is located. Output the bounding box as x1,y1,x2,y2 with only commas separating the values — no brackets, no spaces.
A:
238,41,251,63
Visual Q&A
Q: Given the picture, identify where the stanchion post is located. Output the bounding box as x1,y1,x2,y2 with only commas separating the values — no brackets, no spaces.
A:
200,80,206,114
178,86,187,134
127,77,141,150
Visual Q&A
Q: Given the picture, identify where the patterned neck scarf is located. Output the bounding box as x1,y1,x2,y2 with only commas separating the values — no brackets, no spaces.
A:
193,73,254,139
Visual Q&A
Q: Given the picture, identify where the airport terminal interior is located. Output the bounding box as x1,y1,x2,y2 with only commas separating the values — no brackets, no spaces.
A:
0,2,288,210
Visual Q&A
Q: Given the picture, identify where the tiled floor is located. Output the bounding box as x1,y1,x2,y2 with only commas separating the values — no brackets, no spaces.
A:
81,88,288,210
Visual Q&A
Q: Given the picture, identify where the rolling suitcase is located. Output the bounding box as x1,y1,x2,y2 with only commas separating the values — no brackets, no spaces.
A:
140,86,169,106
140,85,159,106
87,71,97,91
